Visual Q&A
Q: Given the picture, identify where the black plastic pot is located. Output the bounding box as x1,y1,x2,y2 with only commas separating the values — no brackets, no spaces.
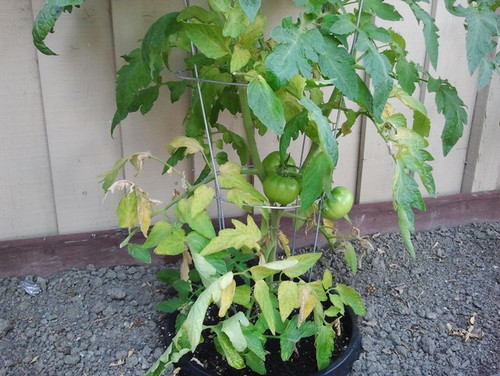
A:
173,306,361,376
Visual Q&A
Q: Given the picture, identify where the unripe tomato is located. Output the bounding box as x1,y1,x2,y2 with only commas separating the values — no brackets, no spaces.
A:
263,174,301,205
322,186,354,220
262,151,296,176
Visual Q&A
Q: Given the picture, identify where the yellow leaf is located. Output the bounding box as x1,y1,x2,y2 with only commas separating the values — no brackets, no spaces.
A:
219,279,236,317
298,285,317,326
138,199,152,237
168,136,204,155
278,231,291,257
180,250,192,281
191,185,215,218
278,281,299,321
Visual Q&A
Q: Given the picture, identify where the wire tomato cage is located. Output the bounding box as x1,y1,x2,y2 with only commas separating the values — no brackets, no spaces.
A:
178,0,365,258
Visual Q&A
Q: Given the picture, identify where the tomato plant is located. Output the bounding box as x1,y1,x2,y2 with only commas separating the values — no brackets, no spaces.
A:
263,174,300,205
262,151,296,176
322,186,354,220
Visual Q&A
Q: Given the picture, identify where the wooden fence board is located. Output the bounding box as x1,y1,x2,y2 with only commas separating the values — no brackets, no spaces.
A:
31,0,123,234
0,1,58,241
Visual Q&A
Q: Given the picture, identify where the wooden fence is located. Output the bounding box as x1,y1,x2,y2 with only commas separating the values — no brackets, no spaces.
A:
1,0,499,242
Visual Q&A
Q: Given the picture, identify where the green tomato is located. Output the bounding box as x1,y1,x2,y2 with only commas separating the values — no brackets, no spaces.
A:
263,174,301,205
322,186,354,220
262,151,296,176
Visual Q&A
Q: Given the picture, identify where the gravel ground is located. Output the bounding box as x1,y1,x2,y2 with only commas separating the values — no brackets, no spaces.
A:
0,222,498,376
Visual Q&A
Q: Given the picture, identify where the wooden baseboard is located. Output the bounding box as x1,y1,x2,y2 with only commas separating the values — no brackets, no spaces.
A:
1,190,498,278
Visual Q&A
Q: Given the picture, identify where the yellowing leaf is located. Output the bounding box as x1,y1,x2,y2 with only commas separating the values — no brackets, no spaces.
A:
250,259,298,280
298,285,317,326
191,185,215,218
219,279,236,317
116,192,139,231
278,281,299,321
221,312,250,352
283,253,322,278
168,136,204,155
278,231,291,257
138,199,153,237
200,216,261,256
230,45,251,72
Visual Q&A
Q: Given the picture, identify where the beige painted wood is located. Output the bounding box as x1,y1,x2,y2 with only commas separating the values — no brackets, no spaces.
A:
358,0,429,203
422,0,477,197
110,0,192,209
0,1,58,241
462,73,500,192
31,0,123,234
1,1,498,242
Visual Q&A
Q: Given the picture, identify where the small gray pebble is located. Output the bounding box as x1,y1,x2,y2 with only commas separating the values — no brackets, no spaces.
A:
64,355,80,365
107,286,127,300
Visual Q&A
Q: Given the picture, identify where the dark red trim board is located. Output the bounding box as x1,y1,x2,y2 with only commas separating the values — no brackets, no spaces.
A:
1,191,498,278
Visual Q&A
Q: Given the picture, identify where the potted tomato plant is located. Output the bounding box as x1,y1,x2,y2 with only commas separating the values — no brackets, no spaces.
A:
32,1,498,375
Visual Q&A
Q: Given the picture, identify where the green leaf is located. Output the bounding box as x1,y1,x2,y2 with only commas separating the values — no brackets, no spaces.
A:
222,312,250,352
183,23,230,59
365,0,402,21
99,156,129,192
143,221,174,248
32,5,64,55
318,40,359,103
403,0,439,69
127,243,152,264
112,49,154,134
427,78,468,156
392,167,424,257
156,268,180,285
283,253,323,278
278,281,299,321
266,19,325,83
244,351,266,375
214,331,246,369
463,5,498,75
247,76,286,135
334,284,366,316
200,216,261,256
300,98,338,166
280,316,318,361
357,33,393,120
238,0,261,22
178,5,218,23
254,280,276,334
340,241,357,274
117,192,139,230
396,60,419,96
166,81,188,103
141,12,181,79
315,324,335,370
154,228,186,256
154,297,186,313
412,110,431,138
328,14,357,35
300,151,333,210
32,2,85,55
